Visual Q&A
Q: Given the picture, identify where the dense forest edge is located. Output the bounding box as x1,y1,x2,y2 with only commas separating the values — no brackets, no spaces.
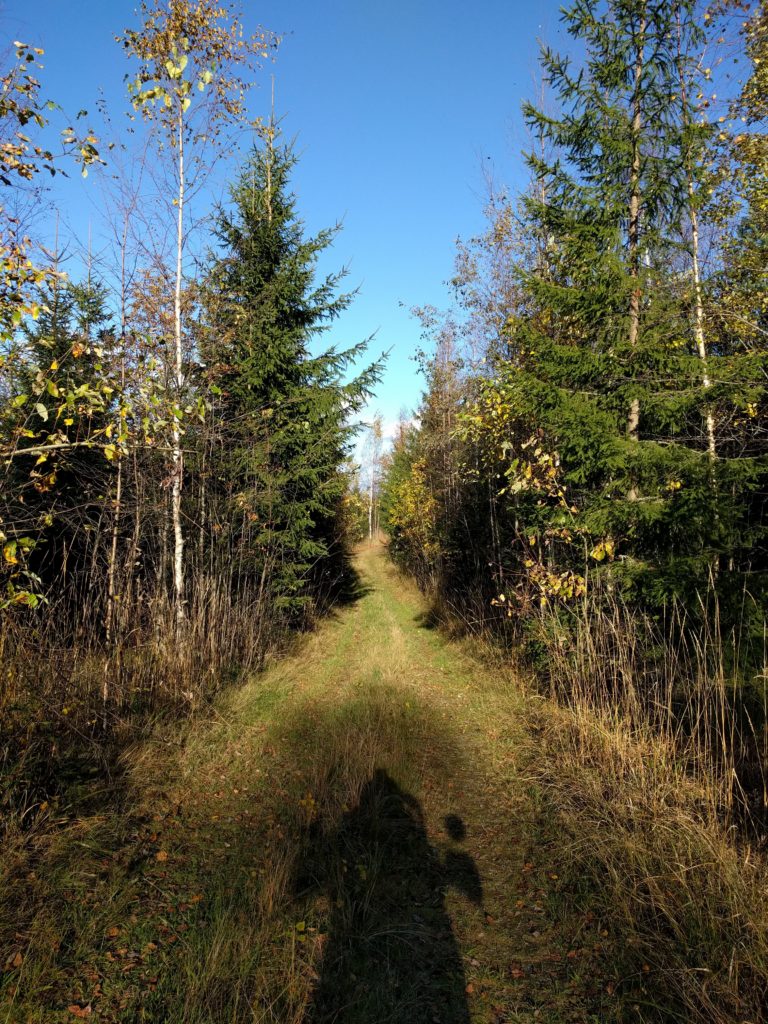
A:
2,0,768,1021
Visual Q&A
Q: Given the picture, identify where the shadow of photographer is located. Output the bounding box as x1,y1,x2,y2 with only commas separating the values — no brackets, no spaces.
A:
297,769,482,1024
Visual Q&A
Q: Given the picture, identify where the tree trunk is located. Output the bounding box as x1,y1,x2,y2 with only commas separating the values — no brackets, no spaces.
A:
368,471,374,542
689,189,716,459
625,8,646,502
627,8,646,447
106,215,129,644
172,106,186,625
106,457,122,643
675,10,716,461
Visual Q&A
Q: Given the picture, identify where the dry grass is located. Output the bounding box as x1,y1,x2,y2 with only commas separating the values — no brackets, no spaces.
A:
524,697,768,1022
500,583,768,1023
537,587,766,804
412,564,768,1021
4,545,768,1022
0,575,290,843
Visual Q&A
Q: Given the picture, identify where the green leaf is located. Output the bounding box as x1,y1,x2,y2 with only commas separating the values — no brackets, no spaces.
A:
35,403,48,421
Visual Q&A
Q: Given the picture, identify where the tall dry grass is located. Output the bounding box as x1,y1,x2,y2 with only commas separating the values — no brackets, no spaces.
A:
521,583,768,1022
405,559,768,1019
532,582,768,823
0,572,287,840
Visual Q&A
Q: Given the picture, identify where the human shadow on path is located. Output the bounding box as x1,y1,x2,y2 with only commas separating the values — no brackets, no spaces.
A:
297,769,482,1024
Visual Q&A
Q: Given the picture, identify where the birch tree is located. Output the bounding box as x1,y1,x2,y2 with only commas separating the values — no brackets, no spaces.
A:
363,414,384,542
118,0,274,624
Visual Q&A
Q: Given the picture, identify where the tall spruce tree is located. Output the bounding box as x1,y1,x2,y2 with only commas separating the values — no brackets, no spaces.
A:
200,122,381,615
503,0,765,617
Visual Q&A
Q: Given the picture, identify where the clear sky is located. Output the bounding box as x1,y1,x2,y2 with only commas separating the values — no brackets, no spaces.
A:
4,0,567,438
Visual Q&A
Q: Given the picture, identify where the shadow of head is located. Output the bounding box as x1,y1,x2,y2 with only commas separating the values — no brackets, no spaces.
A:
443,814,483,907
364,766,420,813
444,813,466,841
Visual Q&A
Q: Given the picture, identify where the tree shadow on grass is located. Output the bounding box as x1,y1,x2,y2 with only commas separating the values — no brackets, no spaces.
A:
314,551,374,616
412,608,440,631
296,769,482,1024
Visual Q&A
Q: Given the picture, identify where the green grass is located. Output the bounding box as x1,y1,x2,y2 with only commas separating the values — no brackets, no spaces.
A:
4,543,763,1022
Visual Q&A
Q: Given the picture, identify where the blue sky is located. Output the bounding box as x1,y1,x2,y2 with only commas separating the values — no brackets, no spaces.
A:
5,0,566,437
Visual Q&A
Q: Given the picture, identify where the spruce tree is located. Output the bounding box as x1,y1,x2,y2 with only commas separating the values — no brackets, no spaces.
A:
504,0,764,617
201,122,381,615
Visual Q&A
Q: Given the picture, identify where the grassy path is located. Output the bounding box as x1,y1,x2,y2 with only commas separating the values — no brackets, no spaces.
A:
3,544,615,1023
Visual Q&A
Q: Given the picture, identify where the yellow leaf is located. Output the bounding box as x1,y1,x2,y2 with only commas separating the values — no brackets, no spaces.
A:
590,542,606,562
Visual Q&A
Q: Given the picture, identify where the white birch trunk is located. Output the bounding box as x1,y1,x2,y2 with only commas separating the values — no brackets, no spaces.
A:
172,106,186,625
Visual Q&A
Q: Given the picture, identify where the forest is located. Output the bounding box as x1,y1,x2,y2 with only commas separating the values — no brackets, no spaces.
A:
2,0,768,1021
